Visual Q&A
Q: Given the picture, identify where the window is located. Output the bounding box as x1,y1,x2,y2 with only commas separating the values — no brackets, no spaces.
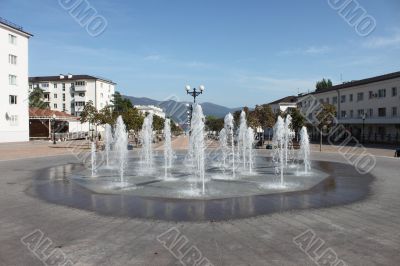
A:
357,109,364,118
54,103,58,109
62,103,66,112
326,98,329,104
378,89,386,98
79,93,85,97
378,108,386,117
9,95,17,104
75,102,85,107
350,110,354,118
349,94,353,102
341,111,347,118
367,108,373,117
71,93,75,98
9,75,17,85
357,92,364,101
369,91,374,99
62,83,65,89
393,107,398,117
75,81,86,86
41,83,49,88
29,84,32,90
9,115,18,126
340,95,346,103
332,96,338,104
8,34,17,45
8,54,17,65
62,93,65,101
54,93,57,99
392,87,397,97
54,83,57,88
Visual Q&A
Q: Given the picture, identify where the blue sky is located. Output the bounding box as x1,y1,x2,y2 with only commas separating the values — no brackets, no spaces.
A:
2,0,400,107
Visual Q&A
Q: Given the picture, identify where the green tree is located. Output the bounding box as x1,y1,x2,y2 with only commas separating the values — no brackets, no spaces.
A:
205,116,224,132
289,108,306,135
315,78,333,92
122,108,144,132
97,106,116,126
80,100,99,125
170,120,183,134
315,103,336,151
153,115,165,132
29,86,48,109
112,91,133,113
250,105,276,129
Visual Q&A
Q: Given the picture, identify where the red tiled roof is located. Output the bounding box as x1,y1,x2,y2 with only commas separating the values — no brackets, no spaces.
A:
29,108,77,119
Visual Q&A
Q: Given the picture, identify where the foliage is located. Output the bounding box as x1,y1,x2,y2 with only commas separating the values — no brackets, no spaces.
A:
289,108,306,133
29,86,48,109
315,78,333,92
205,116,224,132
97,106,116,126
170,120,183,133
79,100,99,125
315,103,337,130
250,105,276,129
122,108,144,132
153,115,165,132
112,91,133,113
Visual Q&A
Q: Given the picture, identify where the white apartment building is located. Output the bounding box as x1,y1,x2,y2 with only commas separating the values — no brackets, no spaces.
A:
29,74,116,116
0,18,32,143
298,71,400,143
268,96,298,114
134,105,166,119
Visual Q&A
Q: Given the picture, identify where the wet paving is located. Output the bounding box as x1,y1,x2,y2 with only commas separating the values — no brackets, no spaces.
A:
28,158,375,222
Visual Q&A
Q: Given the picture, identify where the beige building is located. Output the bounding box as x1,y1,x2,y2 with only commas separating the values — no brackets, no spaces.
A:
298,71,400,143
29,74,116,116
0,18,32,142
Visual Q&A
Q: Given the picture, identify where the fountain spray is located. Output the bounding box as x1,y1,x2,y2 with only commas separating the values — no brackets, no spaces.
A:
164,118,174,178
140,113,154,170
114,116,128,184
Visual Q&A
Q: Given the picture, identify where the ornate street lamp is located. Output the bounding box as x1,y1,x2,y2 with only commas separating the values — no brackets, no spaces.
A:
185,85,205,128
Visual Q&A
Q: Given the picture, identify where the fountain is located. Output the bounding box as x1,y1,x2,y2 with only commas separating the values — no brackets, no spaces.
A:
140,113,154,171
224,113,236,177
219,128,227,169
36,102,357,222
188,104,206,194
272,116,285,185
91,142,96,177
246,127,255,173
163,118,174,179
299,126,311,173
114,116,128,183
237,111,248,170
283,115,295,166
104,124,113,167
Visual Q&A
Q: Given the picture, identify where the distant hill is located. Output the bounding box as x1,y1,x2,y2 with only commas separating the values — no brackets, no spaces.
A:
124,95,241,124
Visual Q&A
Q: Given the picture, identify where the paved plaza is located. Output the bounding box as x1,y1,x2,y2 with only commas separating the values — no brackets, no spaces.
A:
0,144,399,265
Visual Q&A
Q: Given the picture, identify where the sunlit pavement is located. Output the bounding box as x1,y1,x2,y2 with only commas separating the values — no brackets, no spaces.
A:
0,150,399,265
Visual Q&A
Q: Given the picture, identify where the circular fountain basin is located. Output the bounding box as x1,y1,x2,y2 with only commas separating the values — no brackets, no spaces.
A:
29,154,375,222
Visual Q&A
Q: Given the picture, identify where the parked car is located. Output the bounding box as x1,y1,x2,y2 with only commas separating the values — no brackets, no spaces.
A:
395,148,400,158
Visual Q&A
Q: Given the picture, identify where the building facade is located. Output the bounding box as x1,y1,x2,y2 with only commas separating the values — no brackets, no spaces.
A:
268,96,298,114
134,105,166,119
0,18,32,143
29,75,116,116
298,71,400,143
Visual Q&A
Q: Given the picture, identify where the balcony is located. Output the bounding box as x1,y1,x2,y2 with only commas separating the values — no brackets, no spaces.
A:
72,85,87,92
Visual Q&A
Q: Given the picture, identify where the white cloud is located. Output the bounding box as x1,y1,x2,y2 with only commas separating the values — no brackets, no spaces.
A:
363,30,400,49
143,55,162,61
279,46,331,56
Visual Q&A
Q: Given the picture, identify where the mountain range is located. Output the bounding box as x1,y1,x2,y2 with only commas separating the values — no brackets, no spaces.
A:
124,96,241,124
